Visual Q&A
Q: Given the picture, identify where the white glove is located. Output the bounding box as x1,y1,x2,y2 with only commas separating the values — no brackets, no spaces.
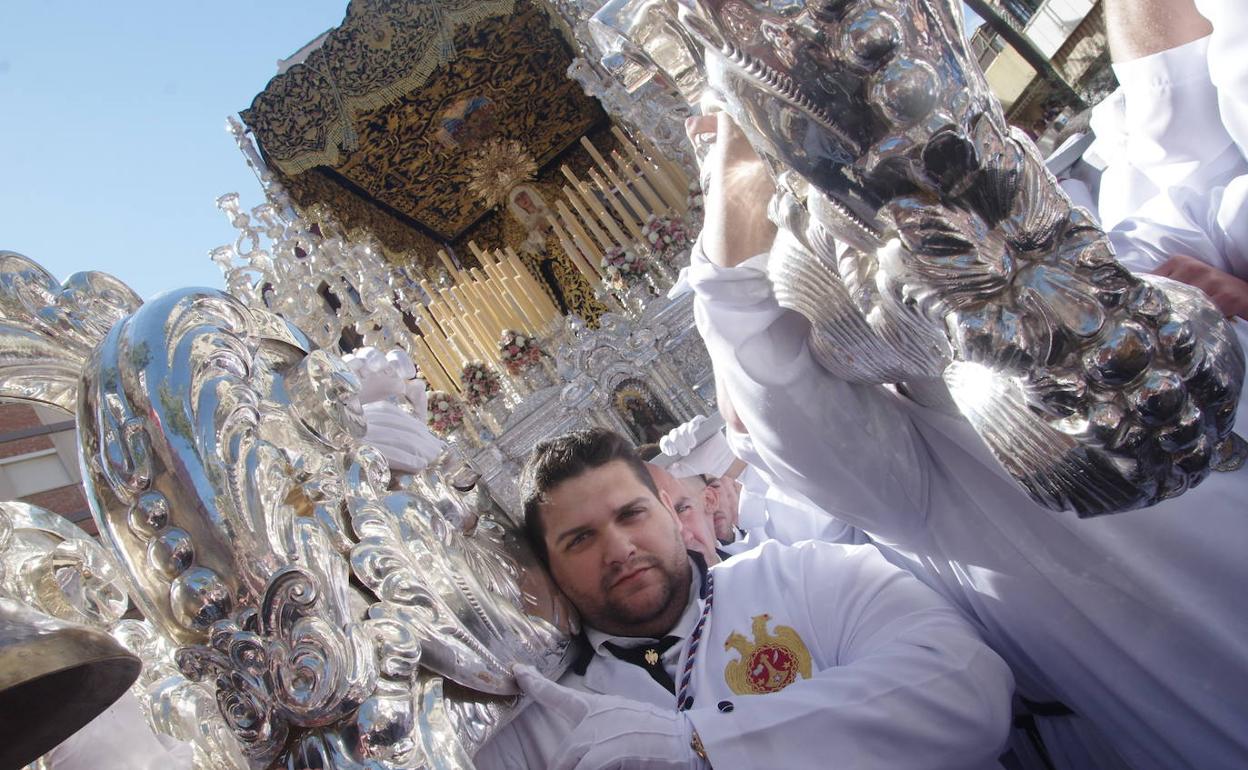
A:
361,401,445,473
342,347,417,405
659,415,707,458
403,377,429,421
514,664,708,770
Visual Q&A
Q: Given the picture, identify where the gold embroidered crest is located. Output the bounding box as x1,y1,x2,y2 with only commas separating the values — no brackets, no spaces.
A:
724,614,813,695
644,649,660,666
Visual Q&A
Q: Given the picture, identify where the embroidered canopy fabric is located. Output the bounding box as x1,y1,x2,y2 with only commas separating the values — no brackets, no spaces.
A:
242,0,517,175
241,0,604,240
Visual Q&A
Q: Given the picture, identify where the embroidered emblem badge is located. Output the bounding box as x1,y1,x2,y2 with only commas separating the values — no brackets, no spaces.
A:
644,649,660,666
723,614,813,695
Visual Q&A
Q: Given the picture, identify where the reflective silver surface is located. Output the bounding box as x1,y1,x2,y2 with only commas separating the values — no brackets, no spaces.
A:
0,251,141,413
590,0,1246,515
0,598,140,769
0,255,579,768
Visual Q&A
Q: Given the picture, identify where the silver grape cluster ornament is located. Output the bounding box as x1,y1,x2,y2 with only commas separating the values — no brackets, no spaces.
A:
590,0,1244,514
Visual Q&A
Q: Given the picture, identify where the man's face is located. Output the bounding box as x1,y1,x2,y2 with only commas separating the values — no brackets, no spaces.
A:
706,476,742,542
539,460,691,638
647,464,718,564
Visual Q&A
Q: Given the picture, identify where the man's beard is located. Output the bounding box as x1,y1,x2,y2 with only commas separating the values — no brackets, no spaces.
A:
592,553,689,631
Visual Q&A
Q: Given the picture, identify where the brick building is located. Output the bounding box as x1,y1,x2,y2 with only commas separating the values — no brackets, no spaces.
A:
0,401,93,535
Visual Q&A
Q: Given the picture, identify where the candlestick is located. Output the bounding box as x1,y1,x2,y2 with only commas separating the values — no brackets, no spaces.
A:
551,216,603,285
581,137,649,234
586,166,644,240
555,200,607,266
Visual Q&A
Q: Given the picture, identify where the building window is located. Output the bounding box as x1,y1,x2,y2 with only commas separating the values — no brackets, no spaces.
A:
0,448,75,498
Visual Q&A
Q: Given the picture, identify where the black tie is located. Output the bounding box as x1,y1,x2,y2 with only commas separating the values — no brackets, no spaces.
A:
602,636,683,694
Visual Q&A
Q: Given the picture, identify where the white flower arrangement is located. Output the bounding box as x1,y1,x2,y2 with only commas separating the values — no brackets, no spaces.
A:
459,360,502,406
427,391,465,434
498,329,543,375
599,245,650,289
640,214,692,265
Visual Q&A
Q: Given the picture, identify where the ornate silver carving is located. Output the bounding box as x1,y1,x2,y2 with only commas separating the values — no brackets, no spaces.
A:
591,0,1246,515
0,251,141,413
0,502,248,770
546,0,699,170
0,254,579,767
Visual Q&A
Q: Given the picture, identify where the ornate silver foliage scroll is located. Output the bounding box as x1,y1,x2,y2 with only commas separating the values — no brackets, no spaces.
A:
0,254,577,768
589,0,1245,515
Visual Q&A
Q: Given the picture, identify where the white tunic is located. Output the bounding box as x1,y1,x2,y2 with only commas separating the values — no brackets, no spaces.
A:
1083,23,1248,278
723,466,867,555
686,247,1248,770
43,691,192,770
475,542,1014,769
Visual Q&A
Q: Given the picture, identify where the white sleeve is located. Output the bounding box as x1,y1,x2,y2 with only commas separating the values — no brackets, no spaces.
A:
686,243,931,545
764,485,870,546
1195,0,1248,173
1088,34,1248,275
471,723,527,770
687,542,1015,770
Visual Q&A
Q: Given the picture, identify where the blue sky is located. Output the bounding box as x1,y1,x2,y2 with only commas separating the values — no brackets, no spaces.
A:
1,1,349,298
1,3,987,300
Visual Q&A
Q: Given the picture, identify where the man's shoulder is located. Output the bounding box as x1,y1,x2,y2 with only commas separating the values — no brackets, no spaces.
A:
715,538,886,583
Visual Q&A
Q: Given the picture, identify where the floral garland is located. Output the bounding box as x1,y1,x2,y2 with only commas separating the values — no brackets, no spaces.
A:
640,214,692,265
498,329,543,375
600,245,650,289
427,391,465,434
459,360,502,406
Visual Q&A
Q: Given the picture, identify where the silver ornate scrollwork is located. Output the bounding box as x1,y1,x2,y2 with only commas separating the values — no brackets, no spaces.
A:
590,0,1245,515
0,252,580,768
0,502,248,770
0,252,141,413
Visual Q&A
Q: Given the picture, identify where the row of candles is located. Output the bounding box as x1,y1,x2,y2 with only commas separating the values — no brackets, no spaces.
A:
549,128,691,289
405,245,559,395
403,129,690,396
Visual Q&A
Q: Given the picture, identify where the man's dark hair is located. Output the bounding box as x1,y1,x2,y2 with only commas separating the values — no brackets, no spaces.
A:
520,428,660,563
